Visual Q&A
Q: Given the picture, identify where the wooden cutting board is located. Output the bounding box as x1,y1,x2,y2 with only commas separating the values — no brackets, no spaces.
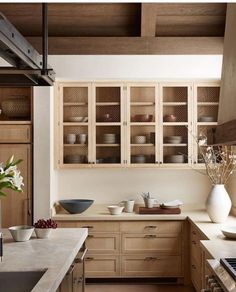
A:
139,207,181,214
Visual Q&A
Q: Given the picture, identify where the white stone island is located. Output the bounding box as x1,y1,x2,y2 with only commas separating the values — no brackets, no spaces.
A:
0,228,88,292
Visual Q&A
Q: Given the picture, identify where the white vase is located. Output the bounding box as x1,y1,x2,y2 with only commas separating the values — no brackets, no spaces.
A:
206,184,232,223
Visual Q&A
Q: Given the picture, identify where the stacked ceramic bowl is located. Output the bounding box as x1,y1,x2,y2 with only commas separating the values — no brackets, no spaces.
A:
103,133,116,144
131,155,146,163
165,154,185,163
198,116,214,122
64,154,86,164
165,136,182,144
132,135,147,144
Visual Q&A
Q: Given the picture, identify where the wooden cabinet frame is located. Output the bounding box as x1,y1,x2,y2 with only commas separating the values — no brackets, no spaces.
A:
55,80,220,169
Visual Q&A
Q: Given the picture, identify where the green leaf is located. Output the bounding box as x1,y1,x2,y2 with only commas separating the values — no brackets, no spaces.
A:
6,155,14,166
0,191,7,197
12,159,23,166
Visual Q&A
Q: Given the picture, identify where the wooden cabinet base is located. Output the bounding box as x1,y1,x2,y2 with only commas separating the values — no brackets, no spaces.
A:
85,255,120,277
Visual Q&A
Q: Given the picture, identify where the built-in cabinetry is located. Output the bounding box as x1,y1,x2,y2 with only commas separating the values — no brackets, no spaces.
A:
55,80,220,169
0,87,33,227
56,220,185,281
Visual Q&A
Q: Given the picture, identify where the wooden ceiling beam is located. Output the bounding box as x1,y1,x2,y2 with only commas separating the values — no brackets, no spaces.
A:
141,4,156,37
27,36,223,55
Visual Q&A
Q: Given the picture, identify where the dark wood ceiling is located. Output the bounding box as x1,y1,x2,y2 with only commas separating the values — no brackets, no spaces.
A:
0,3,227,54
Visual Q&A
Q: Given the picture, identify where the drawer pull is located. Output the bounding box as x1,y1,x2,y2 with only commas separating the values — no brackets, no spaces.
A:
145,226,157,229
145,257,158,261
144,234,157,238
86,257,94,261
192,240,197,245
192,231,196,235
191,264,196,270
88,235,94,238
82,226,94,229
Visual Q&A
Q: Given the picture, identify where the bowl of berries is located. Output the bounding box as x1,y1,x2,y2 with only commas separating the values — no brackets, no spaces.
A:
34,219,57,239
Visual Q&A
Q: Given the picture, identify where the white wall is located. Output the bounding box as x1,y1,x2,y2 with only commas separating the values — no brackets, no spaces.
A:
35,55,224,216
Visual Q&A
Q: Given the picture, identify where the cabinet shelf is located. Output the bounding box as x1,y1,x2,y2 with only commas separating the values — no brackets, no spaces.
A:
197,122,217,126
96,144,120,147
63,102,87,106
130,122,156,126
63,122,88,126
0,121,32,125
163,143,187,147
197,102,219,106
131,143,154,147
96,102,120,106
163,122,188,126
130,102,155,106
64,144,87,147
163,102,187,106
96,122,121,126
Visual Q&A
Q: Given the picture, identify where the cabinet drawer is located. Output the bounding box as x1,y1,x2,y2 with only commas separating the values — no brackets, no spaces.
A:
86,233,119,254
85,255,120,277
57,221,119,232
122,255,182,277
122,234,181,254
0,125,31,143
120,221,182,235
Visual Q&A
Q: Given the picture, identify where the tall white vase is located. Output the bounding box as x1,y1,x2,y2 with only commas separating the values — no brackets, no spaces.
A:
206,184,232,223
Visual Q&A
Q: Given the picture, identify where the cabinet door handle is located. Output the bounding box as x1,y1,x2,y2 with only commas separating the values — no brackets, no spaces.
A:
192,240,197,245
75,248,88,263
85,257,94,261
66,263,75,275
145,226,157,229
144,234,156,238
191,264,196,270
145,257,159,261
82,226,94,229
87,235,94,238
192,231,196,235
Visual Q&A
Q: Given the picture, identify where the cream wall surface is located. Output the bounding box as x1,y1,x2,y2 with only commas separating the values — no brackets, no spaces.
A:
33,55,224,219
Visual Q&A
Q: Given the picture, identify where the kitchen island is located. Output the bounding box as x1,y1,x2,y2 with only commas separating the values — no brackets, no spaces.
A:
0,228,88,292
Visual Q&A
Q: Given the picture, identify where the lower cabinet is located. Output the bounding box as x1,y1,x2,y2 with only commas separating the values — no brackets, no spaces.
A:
56,220,184,280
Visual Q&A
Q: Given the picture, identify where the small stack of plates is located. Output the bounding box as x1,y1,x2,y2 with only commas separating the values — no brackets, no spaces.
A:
165,154,185,163
165,136,182,144
131,155,146,163
64,154,86,164
103,133,116,144
198,116,214,122
132,135,147,144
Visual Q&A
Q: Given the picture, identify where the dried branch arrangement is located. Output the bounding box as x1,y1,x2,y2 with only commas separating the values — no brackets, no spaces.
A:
198,135,236,185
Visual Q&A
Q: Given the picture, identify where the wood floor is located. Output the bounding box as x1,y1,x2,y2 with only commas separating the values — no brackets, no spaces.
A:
86,284,195,292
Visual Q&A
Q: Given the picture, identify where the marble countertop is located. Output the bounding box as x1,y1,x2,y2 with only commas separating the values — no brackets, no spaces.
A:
0,228,88,292
52,204,236,261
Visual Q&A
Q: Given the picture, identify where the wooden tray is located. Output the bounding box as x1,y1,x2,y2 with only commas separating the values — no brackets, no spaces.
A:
138,207,181,214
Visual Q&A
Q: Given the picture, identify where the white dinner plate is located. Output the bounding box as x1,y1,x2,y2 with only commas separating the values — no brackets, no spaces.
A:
221,226,236,239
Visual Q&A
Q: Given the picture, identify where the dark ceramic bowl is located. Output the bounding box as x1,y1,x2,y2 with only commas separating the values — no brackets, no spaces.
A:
59,199,94,214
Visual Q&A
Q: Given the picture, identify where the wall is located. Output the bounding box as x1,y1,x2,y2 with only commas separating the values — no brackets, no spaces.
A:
47,55,223,211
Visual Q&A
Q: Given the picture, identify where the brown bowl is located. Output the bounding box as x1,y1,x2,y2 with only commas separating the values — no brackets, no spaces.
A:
134,114,153,122
163,114,177,122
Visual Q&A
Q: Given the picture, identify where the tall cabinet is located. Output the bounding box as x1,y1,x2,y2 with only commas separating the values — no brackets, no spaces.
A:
0,87,33,227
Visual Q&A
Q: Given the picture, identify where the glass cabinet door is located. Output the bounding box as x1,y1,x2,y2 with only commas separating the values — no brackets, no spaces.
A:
127,84,158,166
160,84,191,167
93,83,124,166
193,83,220,166
60,83,91,167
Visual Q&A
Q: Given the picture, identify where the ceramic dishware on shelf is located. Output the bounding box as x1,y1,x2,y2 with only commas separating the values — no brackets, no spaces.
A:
9,225,34,242
163,114,177,122
131,155,146,164
134,114,153,122
221,226,236,239
107,205,124,215
120,199,135,213
77,133,87,144
100,113,113,122
66,133,76,144
165,136,182,144
83,117,88,122
198,116,214,122
165,154,185,163
64,154,86,164
103,133,116,144
133,135,147,144
67,116,84,122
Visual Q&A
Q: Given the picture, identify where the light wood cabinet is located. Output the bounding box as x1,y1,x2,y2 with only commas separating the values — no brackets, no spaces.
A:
190,223,208,292
56,220,185,280
0,125,31,143
0,144,32,227
55,80,220,169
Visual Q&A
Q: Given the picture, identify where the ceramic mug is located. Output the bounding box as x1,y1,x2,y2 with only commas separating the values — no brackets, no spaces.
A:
144,198,158,208
66,133,76,144
120,200,135,213
77,134,87,144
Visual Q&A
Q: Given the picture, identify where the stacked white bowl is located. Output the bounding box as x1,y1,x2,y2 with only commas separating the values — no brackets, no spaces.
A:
165,136,182,144
132,135,147,144
103,133,116,144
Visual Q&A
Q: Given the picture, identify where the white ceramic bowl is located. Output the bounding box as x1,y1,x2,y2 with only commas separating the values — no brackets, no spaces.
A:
198,116,214,122
221,226,236,239
67,116,84,122
165,154,185,163
35,228,52,239
133,135,147,144
107,205,124,215
9,225,34,242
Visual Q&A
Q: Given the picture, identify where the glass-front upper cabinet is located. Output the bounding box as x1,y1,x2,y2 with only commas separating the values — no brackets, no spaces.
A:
58,83,92,167
127,84,159,166
193,82,220,166
160,83,192,167
93,83,124,166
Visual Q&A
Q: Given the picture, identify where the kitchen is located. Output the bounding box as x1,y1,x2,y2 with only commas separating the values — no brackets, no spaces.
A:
0,1,236,292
